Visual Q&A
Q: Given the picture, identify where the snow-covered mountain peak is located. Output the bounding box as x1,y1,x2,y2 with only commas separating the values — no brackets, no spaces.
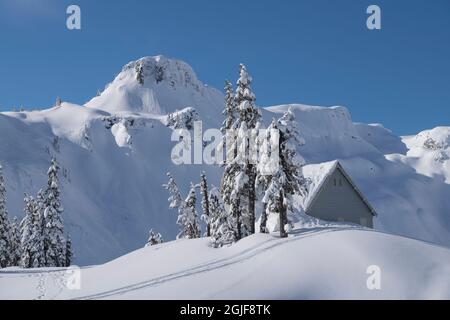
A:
121,55,202,90
408,127,450,152
85,55,224,121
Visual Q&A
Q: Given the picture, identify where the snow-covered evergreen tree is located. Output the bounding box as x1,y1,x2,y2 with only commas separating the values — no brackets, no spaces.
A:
8,217,21,266
176,183,201,239
200,172,211,237
221,161,244,240
235,64,261,129
260,108,307,237
40,158,68,267
220,64,262,240
20,194,45,268
209,187,236,247
221,80,236,132
135,61,145,85
0,165,11,268
145,229,164,247
163,172,182,210
234,64,261,236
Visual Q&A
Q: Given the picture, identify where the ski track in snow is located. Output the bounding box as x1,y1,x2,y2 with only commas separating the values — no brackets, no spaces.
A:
72,228,339,300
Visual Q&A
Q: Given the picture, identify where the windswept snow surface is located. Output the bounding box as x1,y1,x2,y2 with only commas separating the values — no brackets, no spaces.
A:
1,227,450,300
0,57,450,266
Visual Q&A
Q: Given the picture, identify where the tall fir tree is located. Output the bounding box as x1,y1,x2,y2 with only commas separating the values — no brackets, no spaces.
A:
0,164,11,268
259,108,307,237
200,172,211,237
40,158,68,267
20,194,45,268
163,172,182,210
221,64,261,240
234,64,261,236
176,183,201,239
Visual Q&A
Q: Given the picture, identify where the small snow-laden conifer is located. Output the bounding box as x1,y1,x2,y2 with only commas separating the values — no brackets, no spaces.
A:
277,107,308,199
166,107,199,130
221,164,241,240
135,61,145,85
145,229,164,247
8,217,21,266
163,172,182,210
20,194,45,268
209,187,236,247
176,183,201,239
260,108,308,237
200,172,211,237
0,165,11,268
41,158,68,267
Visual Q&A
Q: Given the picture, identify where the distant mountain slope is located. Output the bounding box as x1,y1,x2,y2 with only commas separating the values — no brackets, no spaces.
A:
0,57,449,265
1,227,450,300
391,127,450,184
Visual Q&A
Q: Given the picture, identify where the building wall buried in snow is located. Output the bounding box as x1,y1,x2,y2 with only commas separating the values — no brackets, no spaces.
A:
306,166,374,228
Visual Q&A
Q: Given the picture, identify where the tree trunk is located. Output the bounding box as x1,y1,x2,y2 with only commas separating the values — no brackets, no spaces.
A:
279,191,287,238
260,203,268,233
235,198,242,240
247,164,256,234
205,201,211,237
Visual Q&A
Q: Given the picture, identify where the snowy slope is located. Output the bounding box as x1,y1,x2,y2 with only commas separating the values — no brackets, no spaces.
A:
1,227,450,300
0,56,450,266
0,102,224,265
354,123,408,155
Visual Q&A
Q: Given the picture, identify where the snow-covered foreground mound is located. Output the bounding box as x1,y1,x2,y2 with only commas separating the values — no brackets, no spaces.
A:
1,227,450,300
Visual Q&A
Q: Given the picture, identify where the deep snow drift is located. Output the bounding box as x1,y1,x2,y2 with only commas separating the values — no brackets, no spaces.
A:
1,227,450,300
0,55,449,265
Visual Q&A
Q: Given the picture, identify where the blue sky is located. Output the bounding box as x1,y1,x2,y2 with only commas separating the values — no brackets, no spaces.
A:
0,0,449,135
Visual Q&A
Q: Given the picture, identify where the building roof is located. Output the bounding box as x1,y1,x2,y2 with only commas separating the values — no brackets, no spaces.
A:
302,160,377,216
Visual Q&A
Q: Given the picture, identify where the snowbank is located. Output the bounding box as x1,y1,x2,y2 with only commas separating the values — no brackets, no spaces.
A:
1,228,449,300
